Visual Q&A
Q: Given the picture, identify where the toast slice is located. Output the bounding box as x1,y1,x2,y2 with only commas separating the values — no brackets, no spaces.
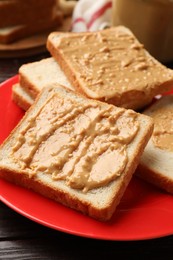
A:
12,83,34,111
0,84,153,221
137,95,173,194
19,58,73,98
0,0,57,28
0,9,63,44
47,26,173,110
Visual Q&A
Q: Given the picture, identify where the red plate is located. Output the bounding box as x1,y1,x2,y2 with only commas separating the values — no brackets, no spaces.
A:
0,76,173,241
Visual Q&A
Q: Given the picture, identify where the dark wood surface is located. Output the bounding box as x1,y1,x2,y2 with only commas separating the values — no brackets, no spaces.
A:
0,52,173,260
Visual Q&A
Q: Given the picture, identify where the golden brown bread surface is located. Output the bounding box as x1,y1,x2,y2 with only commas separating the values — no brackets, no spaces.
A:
0,10,63,44
47,26,173,110
137,94,173,194
0,84,153,221
0,0,64,44
0,0,57,27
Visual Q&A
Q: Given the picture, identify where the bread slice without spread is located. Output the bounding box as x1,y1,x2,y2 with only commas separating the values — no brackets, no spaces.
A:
0,0,57,28
12,83,34,111
137,95,173,194
0,9,63,44
12,57,74,111
18,58,73,98
47,26,173,110
0,84,153,221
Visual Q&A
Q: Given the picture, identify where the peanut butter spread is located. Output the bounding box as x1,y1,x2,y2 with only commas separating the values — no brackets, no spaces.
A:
150,101,173,152
54,27,173,101
11,92,139,192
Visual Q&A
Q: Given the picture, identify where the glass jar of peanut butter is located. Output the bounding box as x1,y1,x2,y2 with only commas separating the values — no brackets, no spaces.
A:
112,0,173,62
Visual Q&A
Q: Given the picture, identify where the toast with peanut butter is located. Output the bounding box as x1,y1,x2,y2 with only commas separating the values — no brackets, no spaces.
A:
137,95,173,194
0,84,153,221
47,26,173,111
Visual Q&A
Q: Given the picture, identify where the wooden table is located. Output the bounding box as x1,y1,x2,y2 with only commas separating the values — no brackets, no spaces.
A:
0,53,173,259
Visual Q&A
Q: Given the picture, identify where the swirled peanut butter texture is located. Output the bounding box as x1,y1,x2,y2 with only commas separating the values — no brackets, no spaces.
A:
150,104,173,152
53,27,173,102
11,93,139,192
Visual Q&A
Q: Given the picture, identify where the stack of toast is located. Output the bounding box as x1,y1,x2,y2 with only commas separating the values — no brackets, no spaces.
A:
0,25,173,221
0,0,63,44
13,26,173,111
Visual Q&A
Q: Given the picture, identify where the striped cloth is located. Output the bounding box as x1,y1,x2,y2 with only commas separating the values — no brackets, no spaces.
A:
71,0,112,32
